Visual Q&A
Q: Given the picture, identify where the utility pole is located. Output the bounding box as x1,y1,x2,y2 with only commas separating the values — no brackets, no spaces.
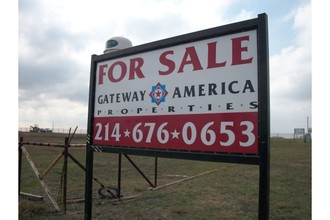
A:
306,116,311,134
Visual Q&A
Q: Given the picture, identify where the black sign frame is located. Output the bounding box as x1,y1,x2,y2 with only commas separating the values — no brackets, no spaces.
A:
85,13,269,219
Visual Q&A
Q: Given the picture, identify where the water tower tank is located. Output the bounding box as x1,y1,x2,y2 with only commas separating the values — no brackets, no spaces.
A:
104,36,132,54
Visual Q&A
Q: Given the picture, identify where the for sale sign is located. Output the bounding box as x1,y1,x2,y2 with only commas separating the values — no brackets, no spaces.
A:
86,14,270,220
91,29,258,154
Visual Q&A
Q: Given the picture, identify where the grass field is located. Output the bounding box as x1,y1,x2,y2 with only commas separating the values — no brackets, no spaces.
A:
19,132,311,219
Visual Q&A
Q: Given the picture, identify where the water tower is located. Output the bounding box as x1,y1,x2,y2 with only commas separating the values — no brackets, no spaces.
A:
103,36,132,54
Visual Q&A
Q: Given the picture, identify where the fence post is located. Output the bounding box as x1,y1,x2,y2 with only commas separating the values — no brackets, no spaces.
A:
117,153,122,199
154,157,158,187
63,137,69,214
19,137,23,197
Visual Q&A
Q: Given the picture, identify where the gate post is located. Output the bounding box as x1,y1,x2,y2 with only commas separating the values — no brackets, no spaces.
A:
63,137,69,214
19,137,23,197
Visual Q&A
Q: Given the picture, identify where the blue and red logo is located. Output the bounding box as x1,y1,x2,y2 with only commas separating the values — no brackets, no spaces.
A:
149,82,168,105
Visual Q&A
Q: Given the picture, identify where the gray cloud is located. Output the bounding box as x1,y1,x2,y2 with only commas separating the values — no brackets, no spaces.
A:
18,0,311,133
19,0,92,104
124,14,187,45
19,57,74,88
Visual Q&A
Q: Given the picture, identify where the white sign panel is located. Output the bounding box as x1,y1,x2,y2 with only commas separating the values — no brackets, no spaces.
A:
92,30,258,154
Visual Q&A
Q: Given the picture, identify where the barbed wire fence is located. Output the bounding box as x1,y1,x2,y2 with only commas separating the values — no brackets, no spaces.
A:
19,127,87,134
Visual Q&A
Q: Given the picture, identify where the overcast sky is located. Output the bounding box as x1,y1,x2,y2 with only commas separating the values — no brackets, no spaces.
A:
4,1,330,215
18,0,311,134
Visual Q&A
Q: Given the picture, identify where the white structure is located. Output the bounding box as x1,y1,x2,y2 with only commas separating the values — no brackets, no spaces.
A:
104,36,132,54
294,128,305,140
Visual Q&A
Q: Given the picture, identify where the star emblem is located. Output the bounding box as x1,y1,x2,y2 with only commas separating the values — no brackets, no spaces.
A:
171,129,180,139
149,82,168,106
124,129,131,138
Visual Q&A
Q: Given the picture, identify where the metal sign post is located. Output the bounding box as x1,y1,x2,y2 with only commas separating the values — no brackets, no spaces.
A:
257,13,270,219
85,13,269,220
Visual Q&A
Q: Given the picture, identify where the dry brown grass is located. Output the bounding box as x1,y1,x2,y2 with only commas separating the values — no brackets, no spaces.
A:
19,132,311,219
